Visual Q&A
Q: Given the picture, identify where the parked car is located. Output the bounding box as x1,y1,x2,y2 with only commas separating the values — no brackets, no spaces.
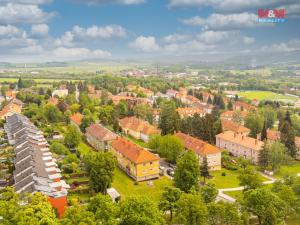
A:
166,168,175,177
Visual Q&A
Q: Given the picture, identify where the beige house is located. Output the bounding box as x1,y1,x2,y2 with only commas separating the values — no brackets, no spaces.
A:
221,119,250,136
86,123,117,151
175,132,221,171
216,131,264,164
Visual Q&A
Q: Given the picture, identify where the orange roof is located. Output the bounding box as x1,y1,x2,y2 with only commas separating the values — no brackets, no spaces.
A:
111,137,159,164
69,112,83,126
0,100,22,118
119,116,160,135
235,101,256,111
267,129,280,141
221,110,248,118
221,119,250,133
216,130,263,151
5,90,16,98
175,132,220,156
176,107,203,116
86,123,117,141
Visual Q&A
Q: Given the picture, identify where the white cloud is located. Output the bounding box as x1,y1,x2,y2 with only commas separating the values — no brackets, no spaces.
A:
163,34,191,43
129,36,160,52
242,36,255,45
72,0,145,5
0,25,23,37
53,47,111,59
1,0,52,4
182,13,266,30
55,25,126,47
31,24,49,37
261,39,300,53
0,3,55,24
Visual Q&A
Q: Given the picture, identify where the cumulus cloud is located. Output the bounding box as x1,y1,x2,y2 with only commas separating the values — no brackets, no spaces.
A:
0,25,23,37
55,25,126,47
53,47,111,59
0,3,55,24
182,13,267,30
72,0,145,5
129,36,160,52
261,39,300,53
1,0,52,4
31,24,49,37
163,34,191,43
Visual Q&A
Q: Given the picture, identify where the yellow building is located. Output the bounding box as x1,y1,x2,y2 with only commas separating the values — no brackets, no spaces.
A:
110,137,160,181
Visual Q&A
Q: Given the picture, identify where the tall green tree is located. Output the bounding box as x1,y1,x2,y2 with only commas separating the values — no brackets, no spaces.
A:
119,197,164,225
260,121,267,141
258,141,269,170
174,150,200,192
243,188,288,225
238,167,262,191
64,125,81,148
200,183,218,203
159,101,180,135
266,141,291,172
200,156,210,184
86,152,117,194
176,193,208,225
61,204,96,225
159,186,182,222
245,111,264,138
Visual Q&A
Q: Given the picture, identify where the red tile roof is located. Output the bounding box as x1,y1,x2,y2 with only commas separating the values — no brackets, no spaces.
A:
111,137,159,164
119,116,160,135
86,123,117,141
176,107,203,116
221,119,250,133
175,132,221,156
70,112,83,126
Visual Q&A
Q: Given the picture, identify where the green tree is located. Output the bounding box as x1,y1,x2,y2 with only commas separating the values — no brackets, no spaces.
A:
86,152,117,194
50,141,69,155
176,193,208,225
208,201,243,225
200,183,218,203
174,150,200,192
227,100,233,110
159,101,180,135
200,156,210,184
14,192,58,225
260,121,267,141
133,103,153,122
245,111,264,138
238,167,262,191
280,119,296,157
18,77,24,89
44,104,63,123
258,142,269,170
159,186,182,221
266,141,291,172
80,116,95,132
0,187,21,225
64,125,81,148
61,204,96,225
119,197,164,225
243,188,288,225
87,194,119,225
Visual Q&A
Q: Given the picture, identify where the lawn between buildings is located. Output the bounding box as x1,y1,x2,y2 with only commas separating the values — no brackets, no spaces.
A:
238,91,298,102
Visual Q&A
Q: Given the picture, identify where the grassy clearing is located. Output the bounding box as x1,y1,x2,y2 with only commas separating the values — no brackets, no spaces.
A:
112,168,173,203
274,161,300,178
238,91,298,102
125,135,149,148
77,141,94,156
0,77,81,83
209,168,268,189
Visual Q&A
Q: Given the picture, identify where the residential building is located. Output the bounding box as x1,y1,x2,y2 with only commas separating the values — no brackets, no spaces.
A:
221,119,250,135
257,129,280,142
220,110,248,124
166,89,178,98
176,107,205,118
110,137,160,181
86,123,117,151
234,101,256,112
5,89,17,100
152,108,161,124
4,114,69,217
69,112,83,129
175,132,221,170
48,97,59,106
216,131,264,164
119,116,161,142
0,98,23,120
52,86,68,98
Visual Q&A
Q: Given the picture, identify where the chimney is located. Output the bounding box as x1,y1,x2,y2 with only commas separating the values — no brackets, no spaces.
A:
242,135,244,140
234,133,236,138
255,139,257,145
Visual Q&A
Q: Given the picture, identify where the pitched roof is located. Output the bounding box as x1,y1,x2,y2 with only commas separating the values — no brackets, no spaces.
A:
175,132,220,155
235,101,256,111
176,107,203,116
48,97,59,105
220,110,248,118
69,112,83,126
221,119,250,133
216,130,263,151
111,137,159,164
86,123,117,141
267,129,281,141
119,116,160,135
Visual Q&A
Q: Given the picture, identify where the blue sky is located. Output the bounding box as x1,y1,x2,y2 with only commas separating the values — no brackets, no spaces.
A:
0,0,299,62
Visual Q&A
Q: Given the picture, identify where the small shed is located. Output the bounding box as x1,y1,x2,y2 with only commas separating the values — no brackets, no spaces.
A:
107,187,121,202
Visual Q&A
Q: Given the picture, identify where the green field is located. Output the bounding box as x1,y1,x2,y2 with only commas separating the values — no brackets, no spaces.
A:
0,77,81,83
112,168,173,203
239,91,298,102
274,161,300,178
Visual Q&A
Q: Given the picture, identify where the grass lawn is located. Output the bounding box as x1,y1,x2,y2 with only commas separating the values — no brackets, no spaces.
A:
286,215,300,225
209,168,269,189
77,141,94,156
112,168,173,203
238,91,298,102
274,161,300,178
223,190,244,201
125,135,149,148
